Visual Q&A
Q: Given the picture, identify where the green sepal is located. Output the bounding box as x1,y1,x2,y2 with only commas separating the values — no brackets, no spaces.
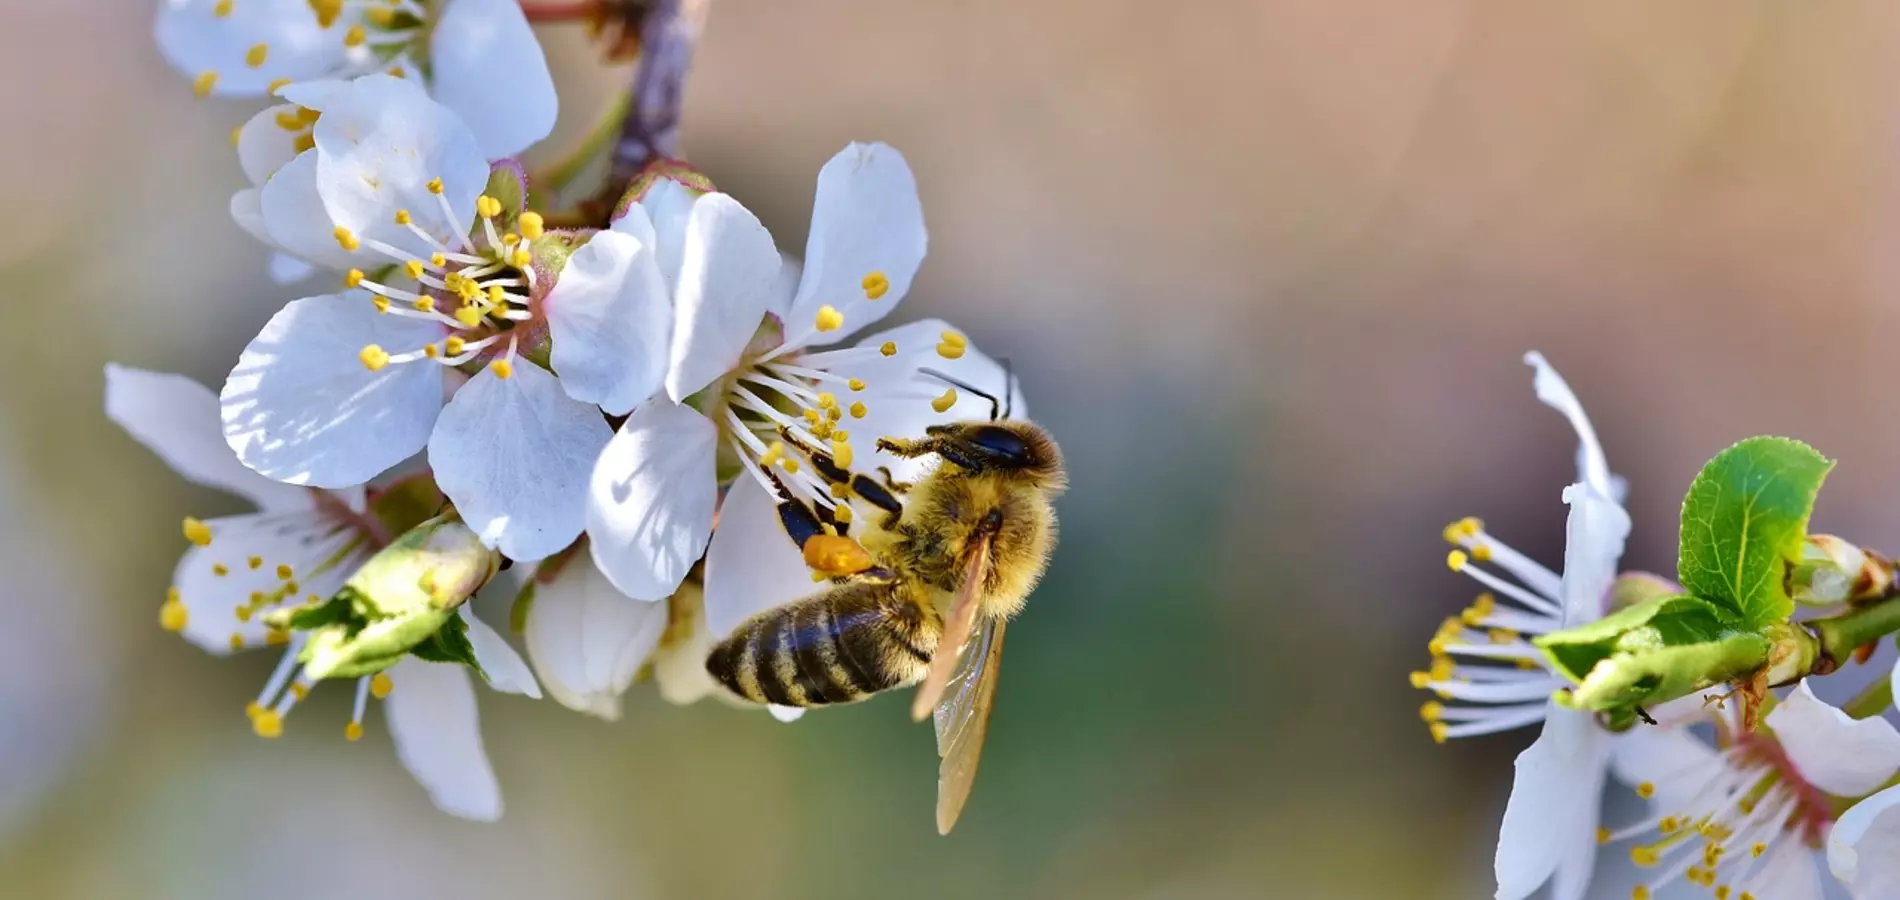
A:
1677,436,1834,628
1536,594,1771,713
408,612,487,677
610,157,715,224
483,160,530,232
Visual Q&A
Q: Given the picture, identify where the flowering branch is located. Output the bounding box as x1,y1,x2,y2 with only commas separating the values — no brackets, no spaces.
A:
610,0,711,183
1809,595,1900,674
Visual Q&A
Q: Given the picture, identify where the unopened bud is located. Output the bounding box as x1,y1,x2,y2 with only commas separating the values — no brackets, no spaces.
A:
1791,534,1894,607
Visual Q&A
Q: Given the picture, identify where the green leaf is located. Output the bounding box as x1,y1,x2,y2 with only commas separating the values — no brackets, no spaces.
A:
1535,594,1772,714
1677,436,1833,627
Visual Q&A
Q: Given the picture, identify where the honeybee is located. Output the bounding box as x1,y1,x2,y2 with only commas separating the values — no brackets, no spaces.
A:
705,372,1065,833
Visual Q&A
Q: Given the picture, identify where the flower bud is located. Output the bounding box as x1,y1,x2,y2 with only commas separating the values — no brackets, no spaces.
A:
270,514,502,680
1791,534,1895,607
610,157,715,227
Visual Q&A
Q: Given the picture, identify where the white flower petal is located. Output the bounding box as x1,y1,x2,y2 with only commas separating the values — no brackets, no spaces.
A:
702,476,818,640
222,292,445,487
1830,784,1900,898
429,0,557,160
169,512,359,654
650,581,722,706
1609,724,1721,813
429,358,611,562
267,253,317,285
1524,352,1616,501
1748,841,1825,900
459,607,540,699
383,657,502,822
155,0,345,96
1557,483,1628,628
664,193,783,401
546,215,672,415
586,400,717,600
231,188,273,248
627,178,700,289
1767,681,1900,796
782,143,927,346
106,365,312,512
258,151,359,270
1493,707,1608,900
311,74,487,259
237,103,310,187
275,78,351,113
523,558,667,719
835,319,1025,484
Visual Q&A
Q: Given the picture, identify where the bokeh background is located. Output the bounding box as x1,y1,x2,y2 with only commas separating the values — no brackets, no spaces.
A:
8,1,1900,897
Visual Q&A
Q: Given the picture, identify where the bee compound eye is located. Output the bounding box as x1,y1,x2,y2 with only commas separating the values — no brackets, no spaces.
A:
967,426,1030,463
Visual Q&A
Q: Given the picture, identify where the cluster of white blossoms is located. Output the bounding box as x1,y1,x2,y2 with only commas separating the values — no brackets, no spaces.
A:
126,0,1020,819
1418,353,1900,900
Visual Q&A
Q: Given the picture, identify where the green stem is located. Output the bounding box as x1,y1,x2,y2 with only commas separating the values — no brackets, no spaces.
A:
1844,676,1895,720
1810,594,1900,669
531,89,635,202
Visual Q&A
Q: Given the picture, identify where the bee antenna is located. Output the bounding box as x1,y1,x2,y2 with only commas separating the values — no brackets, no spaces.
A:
999,357,1014,420
917,367,999,421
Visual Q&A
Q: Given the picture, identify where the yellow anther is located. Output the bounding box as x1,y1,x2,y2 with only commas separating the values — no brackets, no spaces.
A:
1659,816,1680,835
491,359,514,380
333,226,360,251
1596,827,1611,845
370,672,394,698
1715,888,1730,900
274,564,293,581
509,248,531,268
827,405,843,422
183,516,213,546
1635,782,1655,799
431,252,447,268
831,440,854,469
833,504,853,524
1408,671,1431,689
371,296,391,314
427,177,444,194
518,211,545,240
276,110,304,131
212,563,230,577
803,409,822,425
344,24,367,46
359,345,390,371
367,6,395,26
1470,542,1494,562
936,342,966,360
265,629,290,647
404,259,426,279
289,682,309,700
849,401,868,419
1739,892,1755,900
502,232,520,246
394,209,412,225
345,721,365,741
228,633,245,651
1446,550,1469,572
244,701,262,719
1461,593,1495,625
476,195,502,218
344,268,365,288
245,43,269,68
234,605,253,623
454,307,484,327
814,305,845,332
829,482,851,500
229,125,243,147
265,77,292,96
193,70,218,98
412,297,435,312
1429,657,1453,680
1487,628,1518,645
940,330,967,349
832,430,849,442
784,459,801,474
310,0,341,27
1630,887,1650,900
486,285,505,304
759,441,785,467
1749,842,1765,858
880,341,897,357
811,420,834,440
1419,701,1443,722
846,378,867,392
159,595,189,632
1428,722,1447,744
444,336,466,356
292,132,315,153
931,388,958,413
1630,845,1660,867
214,0,234,16
251,709,284,738
421,344,439,359
861,271,890,300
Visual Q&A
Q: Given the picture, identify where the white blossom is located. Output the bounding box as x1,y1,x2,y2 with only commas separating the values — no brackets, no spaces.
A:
107,364,535,820
156,0,555,157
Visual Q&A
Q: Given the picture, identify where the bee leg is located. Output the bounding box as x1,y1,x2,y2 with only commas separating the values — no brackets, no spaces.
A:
876,466,914,494
874,436,982,470
761,465,839,549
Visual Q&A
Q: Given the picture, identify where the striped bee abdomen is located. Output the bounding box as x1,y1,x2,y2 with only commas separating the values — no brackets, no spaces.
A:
706,582,935,708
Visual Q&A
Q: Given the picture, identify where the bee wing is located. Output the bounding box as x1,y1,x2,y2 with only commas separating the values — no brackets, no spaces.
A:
909,533,990,721
932,615,1005,835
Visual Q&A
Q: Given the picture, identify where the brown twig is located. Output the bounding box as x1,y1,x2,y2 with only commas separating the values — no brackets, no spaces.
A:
609,0,711,184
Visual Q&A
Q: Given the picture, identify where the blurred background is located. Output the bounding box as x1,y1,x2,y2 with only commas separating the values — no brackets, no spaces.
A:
8,1,1900,897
